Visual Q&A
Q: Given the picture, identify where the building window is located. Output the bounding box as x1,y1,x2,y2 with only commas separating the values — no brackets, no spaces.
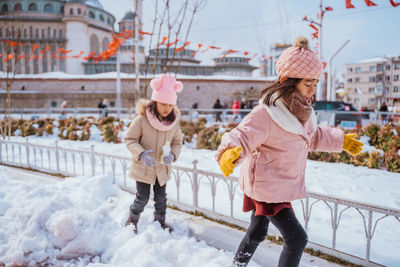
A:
394,86,399,93
377,65,383,72
90,34,99,54
0,28,2,38
14,3,22,11
89,11,95,19
78,8,81,15
369,87,374,93
196,86,200,91
44,4,53,13
386,65,390,70
59,29,63,39
347,68,353,72
28,3,37,11
355,67,361,73
394,75,399,81
368,98,375,104
386,76,390,81
369,76,376,82
347,78,353,83
70,8,73,15
61,5,64,13
395,63,400,70
377,76,383,82
23,29,27,38
51,101,57,108
30,26,33,38
53,29,56,38
41,29,45,39
35,29,39,39
107,17,111,25
100,14,104,21
355,77,360,83
1,4,8,12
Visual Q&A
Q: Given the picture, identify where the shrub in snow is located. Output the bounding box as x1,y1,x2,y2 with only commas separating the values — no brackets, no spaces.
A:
45,123,54,135
21,122,36,137
101,123,121,143
196,126,222,150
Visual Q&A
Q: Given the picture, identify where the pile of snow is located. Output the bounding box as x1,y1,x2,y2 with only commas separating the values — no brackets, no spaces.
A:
0,167,256,266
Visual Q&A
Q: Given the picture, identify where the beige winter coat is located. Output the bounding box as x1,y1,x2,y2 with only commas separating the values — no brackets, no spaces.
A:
125,99,183,186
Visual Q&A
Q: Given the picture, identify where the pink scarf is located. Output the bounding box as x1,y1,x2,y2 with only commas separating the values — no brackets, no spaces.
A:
146,108,179,131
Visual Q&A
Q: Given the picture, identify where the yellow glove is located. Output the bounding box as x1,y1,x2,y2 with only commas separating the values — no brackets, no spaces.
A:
343,133,364,156
219,146,242,177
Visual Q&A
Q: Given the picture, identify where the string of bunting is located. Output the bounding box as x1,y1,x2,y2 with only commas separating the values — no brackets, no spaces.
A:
1,0,398,66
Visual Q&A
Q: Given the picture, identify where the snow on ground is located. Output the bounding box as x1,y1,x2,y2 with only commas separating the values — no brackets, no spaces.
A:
0,166,259,267
2,130,400,266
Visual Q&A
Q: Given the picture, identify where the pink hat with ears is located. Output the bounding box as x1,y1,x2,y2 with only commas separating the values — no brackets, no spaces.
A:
150,75,183,105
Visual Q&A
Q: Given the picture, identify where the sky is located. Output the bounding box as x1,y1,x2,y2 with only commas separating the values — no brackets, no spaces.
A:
1,119,399,265
98,0,400,79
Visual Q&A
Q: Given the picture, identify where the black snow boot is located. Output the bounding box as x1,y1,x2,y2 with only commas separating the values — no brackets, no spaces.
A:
125,210,140,233
232,240,260,267
154,213,173,233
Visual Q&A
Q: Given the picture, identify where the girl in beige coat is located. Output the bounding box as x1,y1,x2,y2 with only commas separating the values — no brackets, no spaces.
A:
124,75,183,233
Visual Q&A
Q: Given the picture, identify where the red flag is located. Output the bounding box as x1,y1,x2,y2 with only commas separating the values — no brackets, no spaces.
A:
312,32,319,39
322,61,327,69
175,42,191,52
346,0,355,8
61,49,73,54
17,54,26,60
364,0,377,6
309,23,319,31
139,30,152,35
32,44,39,51
246,53,257,62
389,0,400,6
191,44,203,57
243,51,249,56
45,46,51,50
158,36,168,46
325,6,333,11
221,49,239,59
303,16,308,21
166,39,179,47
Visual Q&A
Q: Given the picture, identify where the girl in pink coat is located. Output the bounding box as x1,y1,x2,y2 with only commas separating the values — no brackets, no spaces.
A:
215,37,363,267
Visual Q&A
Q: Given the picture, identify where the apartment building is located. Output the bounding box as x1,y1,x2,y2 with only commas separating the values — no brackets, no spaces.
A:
343,57,400,110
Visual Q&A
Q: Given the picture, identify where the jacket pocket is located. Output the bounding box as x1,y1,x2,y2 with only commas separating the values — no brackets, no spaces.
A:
250,153,259,186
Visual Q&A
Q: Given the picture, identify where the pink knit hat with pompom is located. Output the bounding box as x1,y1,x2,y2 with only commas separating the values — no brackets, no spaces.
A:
275,37,322,80
150,75,183,105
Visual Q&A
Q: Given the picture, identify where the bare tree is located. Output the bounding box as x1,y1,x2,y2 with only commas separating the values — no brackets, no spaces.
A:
1,9,24,140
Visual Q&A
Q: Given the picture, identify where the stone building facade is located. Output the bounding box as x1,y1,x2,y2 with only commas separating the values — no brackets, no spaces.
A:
0,0,116,74
344,57,400,109
0,75,273,109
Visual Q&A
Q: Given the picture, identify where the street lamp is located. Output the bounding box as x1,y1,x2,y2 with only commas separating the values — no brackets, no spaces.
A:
328,39,350,101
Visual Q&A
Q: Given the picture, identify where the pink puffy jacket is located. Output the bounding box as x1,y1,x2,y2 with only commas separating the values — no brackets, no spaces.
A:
216,98,344,203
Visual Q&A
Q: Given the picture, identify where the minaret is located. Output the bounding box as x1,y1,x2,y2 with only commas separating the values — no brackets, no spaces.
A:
63,2,90,74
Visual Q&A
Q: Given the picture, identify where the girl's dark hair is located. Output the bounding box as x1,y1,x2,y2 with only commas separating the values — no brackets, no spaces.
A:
258,78,302,106
147,101,176,122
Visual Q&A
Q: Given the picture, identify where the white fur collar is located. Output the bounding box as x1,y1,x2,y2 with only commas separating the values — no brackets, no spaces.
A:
259,94,317,135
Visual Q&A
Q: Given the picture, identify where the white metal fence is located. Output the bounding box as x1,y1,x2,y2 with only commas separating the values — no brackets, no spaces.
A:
1,108,398,127
1,139,399,266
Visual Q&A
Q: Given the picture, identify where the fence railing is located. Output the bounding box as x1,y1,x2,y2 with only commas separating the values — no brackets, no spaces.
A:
1,138,399,266
1,107,398,127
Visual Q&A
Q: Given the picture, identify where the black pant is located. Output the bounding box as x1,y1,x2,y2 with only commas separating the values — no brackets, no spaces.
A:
234,208,308,267
130,179,167,216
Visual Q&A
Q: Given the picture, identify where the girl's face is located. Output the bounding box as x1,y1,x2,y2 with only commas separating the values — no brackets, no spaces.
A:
296,79,319,100
156,102,174,117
